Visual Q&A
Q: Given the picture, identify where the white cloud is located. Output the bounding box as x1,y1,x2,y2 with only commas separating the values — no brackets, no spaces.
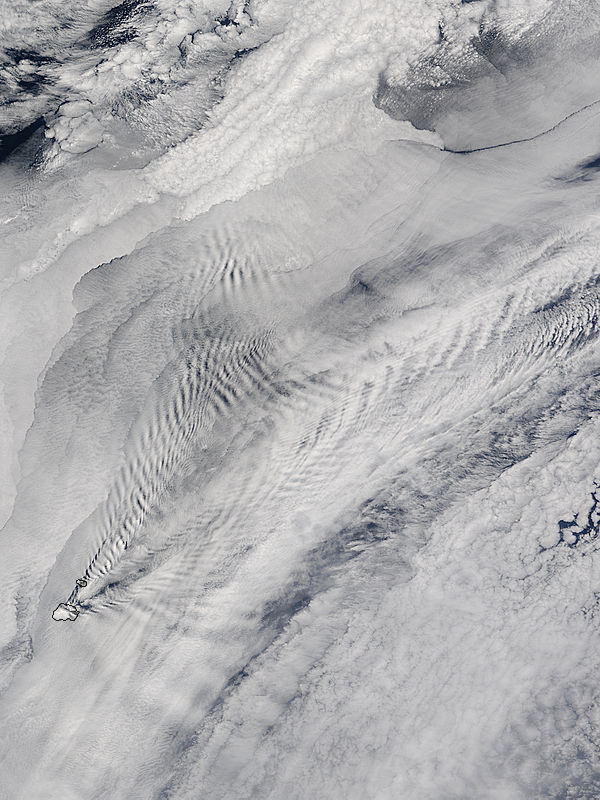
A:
2,1,600,798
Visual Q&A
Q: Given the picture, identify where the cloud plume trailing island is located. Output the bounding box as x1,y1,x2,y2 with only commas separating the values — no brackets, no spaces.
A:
3,0,600,797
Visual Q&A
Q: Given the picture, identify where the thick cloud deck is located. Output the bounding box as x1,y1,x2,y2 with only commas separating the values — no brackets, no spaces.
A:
2,0,600,798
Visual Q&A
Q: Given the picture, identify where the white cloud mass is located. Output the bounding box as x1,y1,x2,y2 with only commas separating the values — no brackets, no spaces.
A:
2,0,600,797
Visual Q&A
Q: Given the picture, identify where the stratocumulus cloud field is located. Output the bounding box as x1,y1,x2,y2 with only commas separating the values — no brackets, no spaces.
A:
3,0,600,797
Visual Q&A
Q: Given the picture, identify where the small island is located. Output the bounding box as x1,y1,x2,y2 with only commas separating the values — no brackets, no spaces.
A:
52,603,79,621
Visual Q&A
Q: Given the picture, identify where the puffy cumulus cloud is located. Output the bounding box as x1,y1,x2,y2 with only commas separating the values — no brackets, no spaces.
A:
143,0,575,215
0,0,282,155
143,0,446,211
44,100,104,154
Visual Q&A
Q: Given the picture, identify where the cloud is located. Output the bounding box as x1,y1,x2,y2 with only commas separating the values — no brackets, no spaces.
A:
3,1,600,799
